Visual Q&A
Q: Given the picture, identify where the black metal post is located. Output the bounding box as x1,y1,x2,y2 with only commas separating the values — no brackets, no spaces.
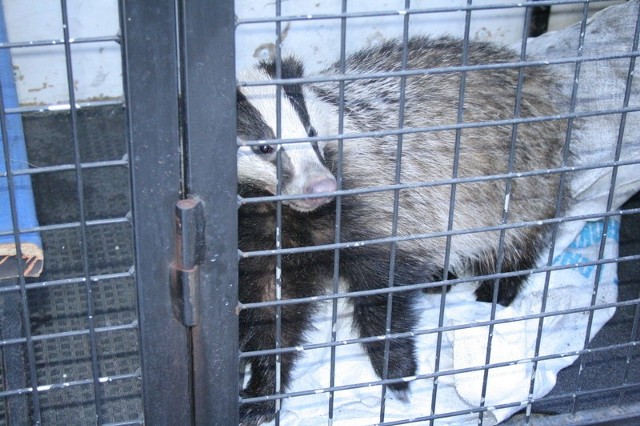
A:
120,1,193,424
177,0,239,423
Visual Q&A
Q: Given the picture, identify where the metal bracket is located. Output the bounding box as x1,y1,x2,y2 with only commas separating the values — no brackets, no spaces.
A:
172,195,206,327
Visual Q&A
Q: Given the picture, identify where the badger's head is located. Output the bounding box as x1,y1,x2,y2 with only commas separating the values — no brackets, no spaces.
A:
237,58,337,213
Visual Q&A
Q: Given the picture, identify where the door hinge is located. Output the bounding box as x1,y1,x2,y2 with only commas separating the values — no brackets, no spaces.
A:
172,195,206,327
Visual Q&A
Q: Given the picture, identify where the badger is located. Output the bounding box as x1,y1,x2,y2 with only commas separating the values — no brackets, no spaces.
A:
236,36,567,425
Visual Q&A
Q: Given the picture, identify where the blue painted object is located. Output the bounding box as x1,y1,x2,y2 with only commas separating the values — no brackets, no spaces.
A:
0,1,43,278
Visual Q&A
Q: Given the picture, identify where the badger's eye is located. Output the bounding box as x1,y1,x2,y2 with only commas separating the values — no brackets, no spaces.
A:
256,144,274,154
307,126,317,137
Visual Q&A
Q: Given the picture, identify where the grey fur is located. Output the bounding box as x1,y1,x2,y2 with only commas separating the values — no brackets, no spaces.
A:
310,36,567,294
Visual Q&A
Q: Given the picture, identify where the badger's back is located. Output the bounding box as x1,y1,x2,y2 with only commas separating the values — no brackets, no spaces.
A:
310,36,566,280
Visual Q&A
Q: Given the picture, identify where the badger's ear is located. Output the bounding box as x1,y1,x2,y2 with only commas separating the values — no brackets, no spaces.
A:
281,57,305,79
258,56,305,80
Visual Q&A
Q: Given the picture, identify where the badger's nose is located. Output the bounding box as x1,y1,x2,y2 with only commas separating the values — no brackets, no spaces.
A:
295,177,337,212
307,177,337,196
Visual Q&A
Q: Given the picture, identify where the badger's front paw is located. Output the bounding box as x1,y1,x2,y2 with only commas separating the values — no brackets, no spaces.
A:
239,393,276,426
387,380,411,402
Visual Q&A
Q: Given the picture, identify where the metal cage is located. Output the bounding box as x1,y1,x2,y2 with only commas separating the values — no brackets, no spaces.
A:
0,0,140,424
0,1,638,425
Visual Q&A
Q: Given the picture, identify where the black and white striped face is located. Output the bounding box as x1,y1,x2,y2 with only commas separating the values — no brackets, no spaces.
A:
237,60,337,212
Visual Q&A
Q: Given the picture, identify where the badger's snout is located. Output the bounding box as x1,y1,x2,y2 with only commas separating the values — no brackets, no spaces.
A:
286,175,337,212
280,143,337,212
307,176,337,195
298,176,337,211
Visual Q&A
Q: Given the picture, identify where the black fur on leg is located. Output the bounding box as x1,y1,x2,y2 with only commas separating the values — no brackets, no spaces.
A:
238,188,445,413
238,195,332,425
475,275,526,306
339,243,442,392
239,302,316,425
350,290,417,393
473,230,544,306
420,269,457,294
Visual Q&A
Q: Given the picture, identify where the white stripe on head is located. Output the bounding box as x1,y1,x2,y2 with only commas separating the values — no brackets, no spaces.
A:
237,66,337,211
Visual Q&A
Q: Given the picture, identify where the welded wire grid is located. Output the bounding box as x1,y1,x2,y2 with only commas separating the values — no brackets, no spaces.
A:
237,1,640,424
0,1,141,425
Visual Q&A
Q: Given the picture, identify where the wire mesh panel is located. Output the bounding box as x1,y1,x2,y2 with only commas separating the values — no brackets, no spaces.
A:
0,1,141,424
3,0,639,424
235,0,640,425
